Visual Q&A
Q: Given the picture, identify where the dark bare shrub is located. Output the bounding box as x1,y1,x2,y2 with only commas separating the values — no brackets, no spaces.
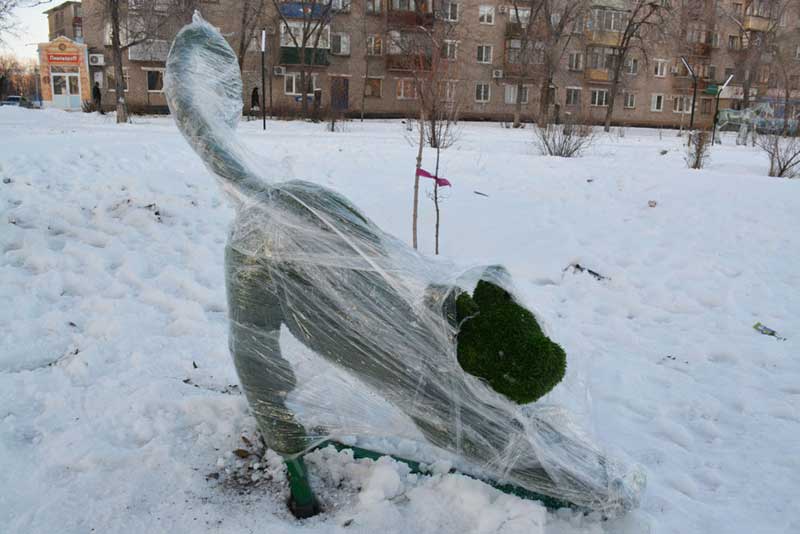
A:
756,133,800,178
685,130,711,170
534,120,595,158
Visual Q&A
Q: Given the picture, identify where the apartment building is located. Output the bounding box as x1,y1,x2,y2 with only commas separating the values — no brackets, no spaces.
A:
44,1,84,43
76,0,798,126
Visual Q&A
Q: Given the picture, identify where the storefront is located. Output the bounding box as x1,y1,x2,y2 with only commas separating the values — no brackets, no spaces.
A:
38,36,91,110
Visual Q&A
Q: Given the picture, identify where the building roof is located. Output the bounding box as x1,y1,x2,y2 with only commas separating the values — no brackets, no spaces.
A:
43,1,81,15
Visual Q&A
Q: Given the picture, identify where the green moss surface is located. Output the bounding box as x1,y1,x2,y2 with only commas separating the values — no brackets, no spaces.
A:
456,281,566,404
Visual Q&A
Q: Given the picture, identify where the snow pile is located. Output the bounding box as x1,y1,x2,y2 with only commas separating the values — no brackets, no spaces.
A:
1,108,799,534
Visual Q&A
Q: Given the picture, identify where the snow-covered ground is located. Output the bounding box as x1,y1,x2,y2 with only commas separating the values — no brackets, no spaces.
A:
1,107,798,534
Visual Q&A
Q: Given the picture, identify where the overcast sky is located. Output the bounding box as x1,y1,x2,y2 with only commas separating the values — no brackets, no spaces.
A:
3,1,58,61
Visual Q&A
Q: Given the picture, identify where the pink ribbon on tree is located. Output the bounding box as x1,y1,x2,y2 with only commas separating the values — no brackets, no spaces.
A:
416,167,452,187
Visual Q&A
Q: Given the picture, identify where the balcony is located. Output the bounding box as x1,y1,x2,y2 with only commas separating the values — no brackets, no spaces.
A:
505,22,524,38
279,47,330,66
387,10,434,28
585,68,611,83
691,42,712,57
386,53,431,71
743,14,770,32
584,30,622,48
279,2,330,20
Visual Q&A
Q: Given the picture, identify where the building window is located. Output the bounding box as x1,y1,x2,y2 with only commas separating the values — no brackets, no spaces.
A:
623,92,635,108
724,67,734,80
588,47,617,70
475,82,490,103
591,8,627,32
728,35,740,50
477,44,492,63
565,87,581,106
508,6,530,25
625,57,638,75
700,98,713,115
396,78,416,99
364,77,382,97
438,79,458,101
367,35,383,55
651,93,664,112
504,84,528,104
366,0,381,13
568,52,583,71
479,5,494,24
707,64,716,80
653,59,667,77
331,33,351,55
443,1,458,21
106,67,129,92
145,69,164,92
673,95,693,114
332,0,352,11
441,40,457,60
590,89,608,107
284,73,319,95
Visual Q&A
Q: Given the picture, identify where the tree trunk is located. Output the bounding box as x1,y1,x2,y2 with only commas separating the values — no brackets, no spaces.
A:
538,78,550,126
110,0,128,124
361,55,368,121
603,74,620,133
412,108,425,250
513,80,523,128
433,144,441,255
236,0,251,70
300,68,309,119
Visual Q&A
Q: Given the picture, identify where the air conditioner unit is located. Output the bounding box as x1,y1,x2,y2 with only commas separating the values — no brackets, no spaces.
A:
273,66,286,76
497,5,507,14
88,54,105,66
492,69,504,79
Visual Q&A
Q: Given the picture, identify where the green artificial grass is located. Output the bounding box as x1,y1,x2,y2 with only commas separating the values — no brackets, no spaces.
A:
456,281,567,404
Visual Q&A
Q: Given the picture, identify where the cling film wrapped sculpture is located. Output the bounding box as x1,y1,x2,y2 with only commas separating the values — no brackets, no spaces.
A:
164,13,645,518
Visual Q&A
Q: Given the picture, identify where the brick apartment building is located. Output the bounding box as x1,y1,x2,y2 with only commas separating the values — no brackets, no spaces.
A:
44,1,84,42
51,0,800,126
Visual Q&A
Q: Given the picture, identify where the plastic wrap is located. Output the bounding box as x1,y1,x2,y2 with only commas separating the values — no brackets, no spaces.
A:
164,13,645,516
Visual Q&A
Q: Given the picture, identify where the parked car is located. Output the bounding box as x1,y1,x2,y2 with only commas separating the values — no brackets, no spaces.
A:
0,96,32,108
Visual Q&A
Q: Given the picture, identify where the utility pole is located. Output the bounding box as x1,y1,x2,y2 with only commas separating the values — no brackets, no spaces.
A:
680,56,698,131
712,75,734,145
261,29,267,130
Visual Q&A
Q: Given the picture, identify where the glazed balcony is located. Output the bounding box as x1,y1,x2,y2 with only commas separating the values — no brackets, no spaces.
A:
585,68,611,83
386,53,431,71
743,14,770,32
387,9,434,28
584,30,622,48
279,47,330,66
690,42,712,57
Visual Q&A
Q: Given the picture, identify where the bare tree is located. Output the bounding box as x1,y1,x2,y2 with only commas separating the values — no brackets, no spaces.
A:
536,0,589,125
0,0,16,46
595,0,671,132
685,129,711,169
765,2,800,131
90,0,196,123
0,53,20,99
719,0,790,110
388,0,460,249
506,0,545,127
272,0,340,119
235,0,267,70
757,131,800,177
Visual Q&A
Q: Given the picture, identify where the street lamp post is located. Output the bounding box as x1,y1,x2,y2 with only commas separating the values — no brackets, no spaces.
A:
712,74,735,145
261,29,267,131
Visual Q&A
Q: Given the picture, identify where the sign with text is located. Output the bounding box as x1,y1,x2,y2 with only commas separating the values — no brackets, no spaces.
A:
48,53,80,64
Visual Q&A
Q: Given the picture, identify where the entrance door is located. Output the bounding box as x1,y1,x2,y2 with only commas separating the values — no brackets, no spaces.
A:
330,77,349,113
52,73,81,110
